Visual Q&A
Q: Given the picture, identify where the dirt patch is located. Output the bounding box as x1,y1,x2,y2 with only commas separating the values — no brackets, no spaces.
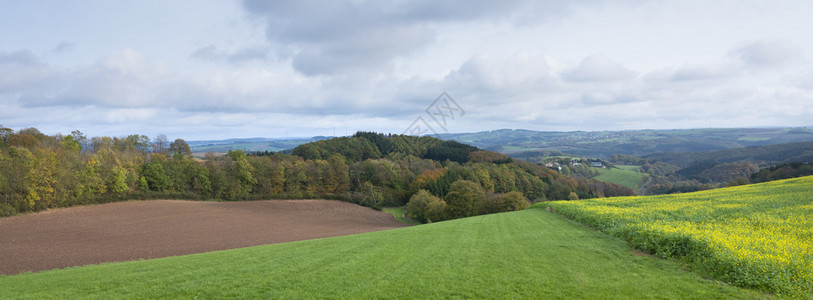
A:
631,249,656,258
0,200,409,275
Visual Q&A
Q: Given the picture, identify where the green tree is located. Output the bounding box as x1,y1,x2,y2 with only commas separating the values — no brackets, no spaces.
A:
109,166,130,197
169,138,192,156
284,160,308,197
138,176,149,192
61,135,81,153
269,162,285,194
407,189,447,223
225,150,257,200
142,161,169,191
444,180,485,219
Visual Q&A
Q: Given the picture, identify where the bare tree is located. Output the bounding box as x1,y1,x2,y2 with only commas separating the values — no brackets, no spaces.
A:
0,125,12,144
152,134,168,153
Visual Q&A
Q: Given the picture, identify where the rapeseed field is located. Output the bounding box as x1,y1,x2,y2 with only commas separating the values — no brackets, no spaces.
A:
545,176,813,297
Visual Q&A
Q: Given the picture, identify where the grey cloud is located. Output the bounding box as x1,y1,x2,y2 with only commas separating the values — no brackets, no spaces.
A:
53,42,75,53
290,25,434,76
562,54,636,82
191,45,270,64
444,54,561,94
6,48,403,118
671,64,736,82
729,39,800,68
0,50,54,93
0,50,42,66
15,49,165,109
641,64,737,83
242,0,583,76
580,92,642,106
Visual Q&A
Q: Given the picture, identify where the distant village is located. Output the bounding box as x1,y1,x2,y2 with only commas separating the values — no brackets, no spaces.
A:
544,158,604,172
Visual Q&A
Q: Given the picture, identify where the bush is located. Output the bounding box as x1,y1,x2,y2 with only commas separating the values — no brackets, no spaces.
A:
407,189,447,223
0,203,16,217
498,191,530,212
476,191,530,215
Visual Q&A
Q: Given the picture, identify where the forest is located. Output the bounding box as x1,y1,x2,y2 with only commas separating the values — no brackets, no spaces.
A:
0,127,633,221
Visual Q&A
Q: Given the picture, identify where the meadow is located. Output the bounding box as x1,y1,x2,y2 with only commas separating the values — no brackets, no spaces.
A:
0,206,759,299
382,206,421,225
594,165,645,189
545,176,813,297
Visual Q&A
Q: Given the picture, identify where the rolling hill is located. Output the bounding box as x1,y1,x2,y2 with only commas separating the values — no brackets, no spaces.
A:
440,127,813,158
643,141,813,168
0,205,760,298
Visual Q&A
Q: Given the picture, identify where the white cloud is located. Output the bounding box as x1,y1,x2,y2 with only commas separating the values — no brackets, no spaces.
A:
0,50,55,93
729,39,801,69
670,64,738,82
191,45,271,65
562,54,636,82
2,0,813,139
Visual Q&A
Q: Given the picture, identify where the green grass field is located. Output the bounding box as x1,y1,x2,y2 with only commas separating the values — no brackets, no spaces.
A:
382,206,421,225
546,176,813,297
0,207,760,298
594,165,645,189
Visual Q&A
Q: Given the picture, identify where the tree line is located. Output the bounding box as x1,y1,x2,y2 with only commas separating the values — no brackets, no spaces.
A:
0,128,634,220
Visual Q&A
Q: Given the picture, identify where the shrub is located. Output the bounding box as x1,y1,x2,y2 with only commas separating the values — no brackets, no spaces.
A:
407,189,447,223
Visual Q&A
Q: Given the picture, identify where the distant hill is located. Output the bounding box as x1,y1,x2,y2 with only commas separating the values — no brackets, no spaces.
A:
643,141,813,168
187,127,813,158
187,137,332,153
438,127,813,158
605,141,813,194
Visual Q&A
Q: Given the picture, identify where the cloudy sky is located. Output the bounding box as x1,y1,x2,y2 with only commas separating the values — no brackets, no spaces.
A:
2,0,812,140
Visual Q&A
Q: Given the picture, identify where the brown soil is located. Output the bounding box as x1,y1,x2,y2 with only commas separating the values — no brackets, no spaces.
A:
0,199,409,275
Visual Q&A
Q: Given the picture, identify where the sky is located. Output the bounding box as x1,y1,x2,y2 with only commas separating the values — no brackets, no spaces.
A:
1,0,812,140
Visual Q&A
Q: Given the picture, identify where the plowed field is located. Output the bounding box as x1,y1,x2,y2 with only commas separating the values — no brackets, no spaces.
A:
0,200,407,275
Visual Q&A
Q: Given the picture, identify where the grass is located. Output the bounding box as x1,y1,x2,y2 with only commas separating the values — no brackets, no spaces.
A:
382,206,421,225
546,176,813,297
614,164,642,171
0,207,761,299
594,165,645,189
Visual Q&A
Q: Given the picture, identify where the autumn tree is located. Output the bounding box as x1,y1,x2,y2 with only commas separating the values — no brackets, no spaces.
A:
496,191,530,212
407,189,447,223
327,154,350,194
268,161,285,194
444,180,485,219
224,150,257,200
169,138,192,156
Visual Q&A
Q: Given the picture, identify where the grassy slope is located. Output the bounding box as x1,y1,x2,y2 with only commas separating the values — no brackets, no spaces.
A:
594,165,645,189
546,176,813,297
382,206,421,225
0,208,759,299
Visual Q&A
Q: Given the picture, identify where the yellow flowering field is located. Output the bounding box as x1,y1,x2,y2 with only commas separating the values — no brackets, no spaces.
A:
545,176,813,297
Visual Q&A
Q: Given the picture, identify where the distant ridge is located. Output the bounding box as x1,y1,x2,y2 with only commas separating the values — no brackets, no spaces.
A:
188,127,813,157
